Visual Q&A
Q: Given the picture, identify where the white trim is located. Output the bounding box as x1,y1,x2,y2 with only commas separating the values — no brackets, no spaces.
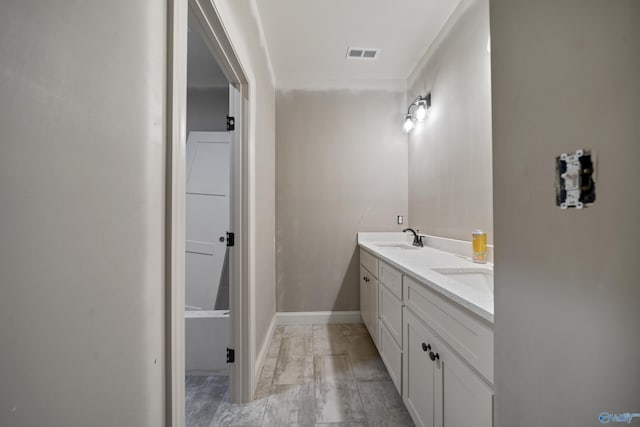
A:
166,0,188,425
168,1,254,420
276,311,363,325
407,0,472,90
248,0,276,87
190,0,253,404
253,314,276,380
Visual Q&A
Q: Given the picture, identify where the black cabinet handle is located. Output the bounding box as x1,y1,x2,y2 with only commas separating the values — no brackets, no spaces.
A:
421,343,431,352
429,351,440,361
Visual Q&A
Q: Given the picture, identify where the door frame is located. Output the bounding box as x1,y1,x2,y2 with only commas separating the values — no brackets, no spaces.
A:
166,0,252,424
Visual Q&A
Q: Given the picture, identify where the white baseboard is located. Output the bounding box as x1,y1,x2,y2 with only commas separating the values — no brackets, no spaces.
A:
275,311,363,325
254,314,276,381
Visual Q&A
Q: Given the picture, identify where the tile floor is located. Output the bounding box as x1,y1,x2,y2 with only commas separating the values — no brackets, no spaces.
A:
186,323,415,427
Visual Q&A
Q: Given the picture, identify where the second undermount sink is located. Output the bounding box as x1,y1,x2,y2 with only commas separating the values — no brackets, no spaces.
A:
431,267,494,293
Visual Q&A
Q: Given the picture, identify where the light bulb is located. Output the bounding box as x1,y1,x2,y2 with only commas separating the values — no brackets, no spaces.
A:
415,100,428,121
403,114,415,133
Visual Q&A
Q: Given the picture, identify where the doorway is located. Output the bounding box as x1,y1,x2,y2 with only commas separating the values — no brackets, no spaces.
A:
184,20,232,391
167,0,252,425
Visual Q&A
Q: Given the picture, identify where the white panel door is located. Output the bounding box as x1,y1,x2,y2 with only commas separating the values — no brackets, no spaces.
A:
185,131,230,310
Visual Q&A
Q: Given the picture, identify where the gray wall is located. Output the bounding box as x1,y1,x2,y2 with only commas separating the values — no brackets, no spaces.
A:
491,1,640,426
0,1,165,426
276,90,408,312
187,87,229,132
407,0,493,242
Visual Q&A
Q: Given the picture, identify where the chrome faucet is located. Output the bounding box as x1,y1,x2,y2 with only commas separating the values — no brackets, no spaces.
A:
403,228,424,247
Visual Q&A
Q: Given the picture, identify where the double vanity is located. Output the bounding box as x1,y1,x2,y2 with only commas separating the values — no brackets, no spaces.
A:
358,232,494,427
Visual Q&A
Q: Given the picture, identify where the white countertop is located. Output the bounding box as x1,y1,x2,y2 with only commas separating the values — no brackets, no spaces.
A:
358,232,494,323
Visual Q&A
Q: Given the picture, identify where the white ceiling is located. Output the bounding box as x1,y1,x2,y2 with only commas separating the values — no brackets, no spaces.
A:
255,0,462,90
187,26,228,89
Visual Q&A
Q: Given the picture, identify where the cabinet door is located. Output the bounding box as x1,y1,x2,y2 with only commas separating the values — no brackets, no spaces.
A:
436,339,494,427
379,283,402,346
403,309,437,427
369,277,379,348
360,266,368,327
379,320,402,394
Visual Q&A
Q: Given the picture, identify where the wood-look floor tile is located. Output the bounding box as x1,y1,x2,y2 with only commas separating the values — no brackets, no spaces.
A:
345,335,390,382
345,333,377,357
358,381,414,427
287,424,368,427
314,381,366,424
267,326,284,358
339,323,368,337
262,383,315,426
313,423,368,427
313,324,351,356
254,355,278,400
282,324,313,337
314,355,356,384
199,324,412,427
186,375,229,427
272,330,314,385
209,393,268,427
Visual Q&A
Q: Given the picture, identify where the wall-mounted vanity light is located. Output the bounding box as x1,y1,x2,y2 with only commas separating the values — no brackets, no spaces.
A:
402,92,431,133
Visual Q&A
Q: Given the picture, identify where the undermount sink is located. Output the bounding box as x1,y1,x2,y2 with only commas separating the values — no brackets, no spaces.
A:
431,267,494,293
374,242,420,250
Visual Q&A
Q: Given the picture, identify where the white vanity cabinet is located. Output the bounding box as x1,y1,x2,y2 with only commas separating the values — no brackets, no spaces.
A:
403,275,494,427
358,241,494,427
359,249,379,347
403,308,493,427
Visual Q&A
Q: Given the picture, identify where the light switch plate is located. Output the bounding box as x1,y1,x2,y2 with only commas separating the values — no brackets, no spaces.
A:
556,149,596,209
397,215,404,225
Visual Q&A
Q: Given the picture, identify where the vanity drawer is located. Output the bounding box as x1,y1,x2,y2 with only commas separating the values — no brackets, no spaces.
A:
360,248,378,278
379,260,402,300
403,275,494,384
379,320,402,394
379,283,402,346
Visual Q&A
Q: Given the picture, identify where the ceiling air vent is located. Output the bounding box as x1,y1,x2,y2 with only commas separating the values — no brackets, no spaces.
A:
346,47,379,60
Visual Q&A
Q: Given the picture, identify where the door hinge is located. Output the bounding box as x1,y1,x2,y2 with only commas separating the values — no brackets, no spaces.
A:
226,115,235,131
226,347,235,363
226,232,235,247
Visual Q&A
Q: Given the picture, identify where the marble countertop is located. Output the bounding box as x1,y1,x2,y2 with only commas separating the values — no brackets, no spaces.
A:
358,232,494,323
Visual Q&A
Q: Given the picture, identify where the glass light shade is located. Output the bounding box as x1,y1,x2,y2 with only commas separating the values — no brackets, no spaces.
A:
403,114,415,133
415,100,428,121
